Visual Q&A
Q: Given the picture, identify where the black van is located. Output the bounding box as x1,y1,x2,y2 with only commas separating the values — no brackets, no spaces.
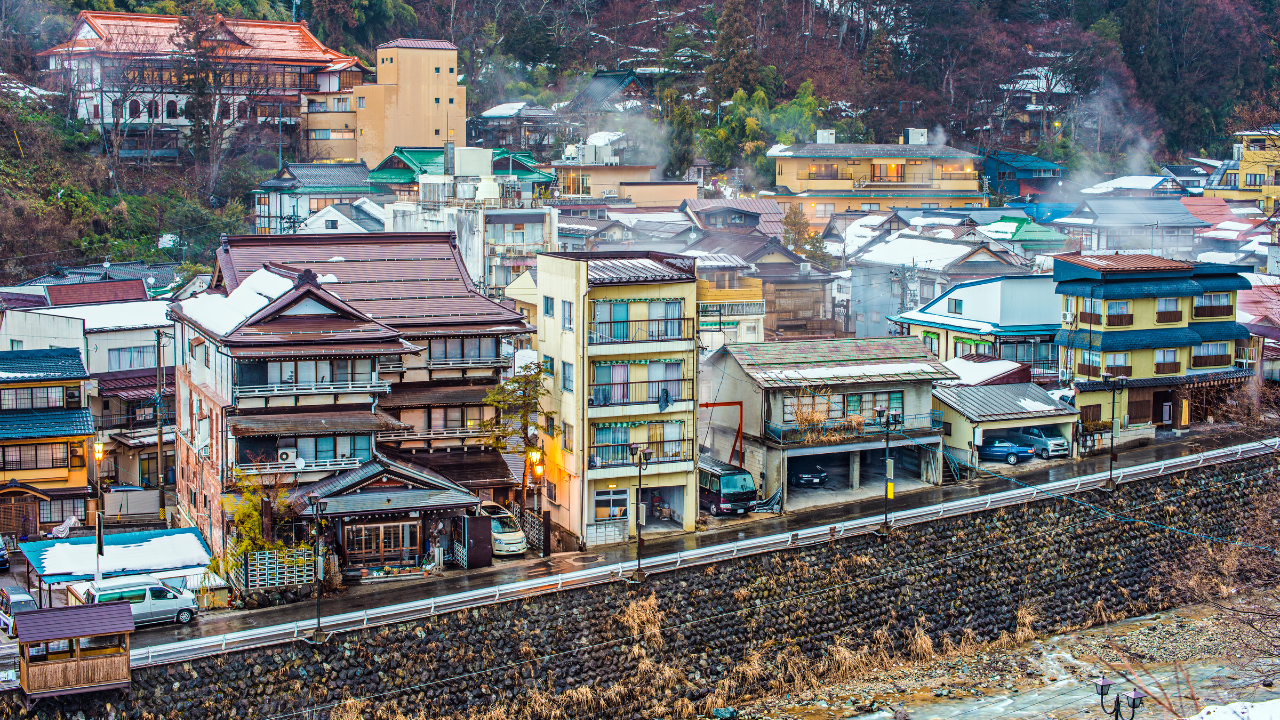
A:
697,455,759,516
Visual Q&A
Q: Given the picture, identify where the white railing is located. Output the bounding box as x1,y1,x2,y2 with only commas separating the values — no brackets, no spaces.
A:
130,436,1280,668
375,427,489,441
378,360,405,372
235,380,390,398
699,301,766,317
237,457,363,474
422,357,511,369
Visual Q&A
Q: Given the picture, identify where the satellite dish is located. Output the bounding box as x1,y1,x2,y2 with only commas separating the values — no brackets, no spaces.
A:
294,457,306,470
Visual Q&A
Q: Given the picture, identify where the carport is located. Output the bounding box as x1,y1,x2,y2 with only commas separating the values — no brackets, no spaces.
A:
780,435,943,511
932,383,1079,474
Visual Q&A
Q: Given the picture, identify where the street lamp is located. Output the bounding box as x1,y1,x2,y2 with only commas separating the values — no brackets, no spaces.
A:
1093,677,1146,720
628,443,654,583
1101,372,1128,491
305,492,328,640
874,406,903,535
525,444,544,509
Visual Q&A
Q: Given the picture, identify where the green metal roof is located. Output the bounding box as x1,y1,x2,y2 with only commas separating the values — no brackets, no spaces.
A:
369,147,555,185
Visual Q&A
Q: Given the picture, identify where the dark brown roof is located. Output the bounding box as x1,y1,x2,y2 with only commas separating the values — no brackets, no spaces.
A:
97,367,174,400
223,340,420,358
381,383,494,409
47,279,148,306
379,38,458,50
216,234,529,334
229,410,408,437
388,448,515,488
16,601,135,643
1056,252,1193,272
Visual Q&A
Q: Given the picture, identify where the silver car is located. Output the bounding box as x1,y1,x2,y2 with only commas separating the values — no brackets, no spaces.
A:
1004,426,1070,459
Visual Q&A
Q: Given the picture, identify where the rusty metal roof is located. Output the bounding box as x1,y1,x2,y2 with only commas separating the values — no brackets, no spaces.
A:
725,336,956,388
228,410,407,437
16,601,135,643
97,367,174,400
47,279,147,306
1055,253,1193,272
380,383,495,409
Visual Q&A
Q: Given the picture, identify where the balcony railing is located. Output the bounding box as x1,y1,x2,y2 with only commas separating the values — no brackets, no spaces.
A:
588,318,695,345
1027,360,1060,376
1193,305,1234,319
1106,314,1133,327
96,410,175,431
422,356,512,369
764,411,942,445
235,379,391,398
1078,312,1102,325
1191,354,1232,368
375,426,489,441
1156,310,1183,323
1155,361,1182,374
377,359,405,372
588,439,694,468
1105,365,1133,378
1077,363,1101,377
699,302,766,317
939,171,980,181
238,457,362,474
588,379,693,408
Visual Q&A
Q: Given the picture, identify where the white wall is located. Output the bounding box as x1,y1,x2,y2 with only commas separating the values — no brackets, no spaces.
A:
0,311,85,359
997,276,1058,327
85,328,178,374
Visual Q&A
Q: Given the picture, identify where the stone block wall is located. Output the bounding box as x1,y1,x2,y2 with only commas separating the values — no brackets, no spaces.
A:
5,453,1276,720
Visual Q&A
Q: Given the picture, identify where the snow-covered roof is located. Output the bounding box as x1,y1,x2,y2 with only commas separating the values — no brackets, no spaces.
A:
586,131,626,146
896,308,995,334
174,268,295,336
1188,158,1223,169
612,211,690,226
1197,251,1246,264
480,102,528,118
1081,176,1174,194
858,235,972,271
1216,220,1254,231
907,216,962,226
33,299,172,332
1202,230,1243,240
977,221,1020,239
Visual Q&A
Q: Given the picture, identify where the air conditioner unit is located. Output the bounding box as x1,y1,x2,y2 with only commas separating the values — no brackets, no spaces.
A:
278,449,298,464
65,388,82,410
1061,311,1075,324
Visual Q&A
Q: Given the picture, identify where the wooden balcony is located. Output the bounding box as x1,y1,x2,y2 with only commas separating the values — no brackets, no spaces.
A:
1105,365,1133,378
1191,354,1232,368
22,651,129,698
1155,310,1183,323
1078,312,1102,325
1106,314,1133,327
1192,305,1234,319
1155,362,1182,374
1077,363,1100,377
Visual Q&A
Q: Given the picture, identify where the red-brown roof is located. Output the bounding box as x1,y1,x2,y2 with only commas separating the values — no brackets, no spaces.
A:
40,11,356,67
378,38,458,50
1055,252,1192,272
97,367,174,400
47,279,147,306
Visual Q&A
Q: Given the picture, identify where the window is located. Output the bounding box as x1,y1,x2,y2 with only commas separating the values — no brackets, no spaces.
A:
449,67,455,73
921,332,940,355
38,498,85,524
860,203,880,211
1155,348,1178,363
1082,350,1102,367
543,296,554,317
1195,342,1229,356
947,298,963,314
562,422,574,451
8,340,20,351
434,98,440,104
2,386,65,410
562,361,573,392
449,98,455,105
1246,174,1266,187
1082,297,1103,315
1107,301,1129,315
996,171,1016,181
3,442,69,470
308,129,330,140
1224,173,1238,187
920,203,939,209
166,100,178,119
333,98,349,112
942,421,952,436
1105,352,1129,368
128,99,141,118
542,355,554,376
545,414,556,436
562,300,573,331
1157,298,1178,311
814,203,835,218
108,345,156,372
357,97,365,109
435,67,441,73
1195,293,1230,307
594,488,629,522
1064,296,1076,313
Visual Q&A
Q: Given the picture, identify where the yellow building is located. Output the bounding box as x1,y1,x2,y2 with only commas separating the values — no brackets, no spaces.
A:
502,269,540,353
0,348,96,536
534,251,700,547
301,39,466,164
1204,129,1280,211
1053,253,1253,429
766,135,986,227
694,254,766,353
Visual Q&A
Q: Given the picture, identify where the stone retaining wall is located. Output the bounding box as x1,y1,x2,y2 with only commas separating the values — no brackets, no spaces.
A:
5,453,1276,720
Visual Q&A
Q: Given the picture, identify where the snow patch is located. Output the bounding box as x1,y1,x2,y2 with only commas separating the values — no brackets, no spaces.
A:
1216,220,1253,231
1186,700,1280,720
177,268,294,336
1016,398,1056,412
34,300,172,332
907,216,962,226
40,532,211,578
939,357,1020,386
481,102,527,118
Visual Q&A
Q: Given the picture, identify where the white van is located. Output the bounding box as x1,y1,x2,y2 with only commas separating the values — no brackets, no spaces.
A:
83,575,198,625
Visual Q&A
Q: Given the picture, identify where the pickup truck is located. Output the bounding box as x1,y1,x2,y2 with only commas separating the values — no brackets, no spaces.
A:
1003,426,1070,459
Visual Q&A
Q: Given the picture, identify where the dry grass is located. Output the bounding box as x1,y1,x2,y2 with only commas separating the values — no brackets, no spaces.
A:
614,594,665,648
1091,598,1114,626
1015,603,1039,644
331,697,369,720
910,618,935,660
672,697,696,719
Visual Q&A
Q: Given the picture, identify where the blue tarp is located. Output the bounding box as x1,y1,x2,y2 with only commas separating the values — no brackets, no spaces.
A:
19,527,212,584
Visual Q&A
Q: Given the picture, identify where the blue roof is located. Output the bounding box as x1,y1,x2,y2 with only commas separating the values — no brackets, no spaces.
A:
890,314,1059,337
0,348,87,384
19,527,212,584
1055,327,1203,351
1191,321,1251,342
0,408,94,440
1194,275,1252,292
1005,202,1078,224
1056,278,1204,299
985,151,1063,172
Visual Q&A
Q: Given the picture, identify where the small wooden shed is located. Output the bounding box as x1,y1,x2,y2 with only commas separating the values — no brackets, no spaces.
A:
16,601,134,698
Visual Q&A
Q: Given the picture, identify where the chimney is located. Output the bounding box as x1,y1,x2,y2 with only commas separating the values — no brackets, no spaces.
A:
444,141,455,175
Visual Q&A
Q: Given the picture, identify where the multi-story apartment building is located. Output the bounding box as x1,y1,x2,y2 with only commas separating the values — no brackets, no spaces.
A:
766,131,986,228
1053,253,1254,429
301,39,466,164
40,11,362,154
535,252,700,547
1202,128,1280,212
0,349,95,537
690,254,766,354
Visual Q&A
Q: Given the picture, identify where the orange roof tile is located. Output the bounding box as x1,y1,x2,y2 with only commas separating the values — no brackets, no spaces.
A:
1056,252,1193,272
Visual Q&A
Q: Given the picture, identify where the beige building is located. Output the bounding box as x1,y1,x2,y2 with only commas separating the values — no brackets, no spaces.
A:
302,39,466,164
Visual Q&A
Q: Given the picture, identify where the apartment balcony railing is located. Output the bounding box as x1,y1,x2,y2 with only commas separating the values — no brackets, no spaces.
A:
1155,362,1182,374
1106,314,1133,327
375,426,490,441
588,379,693,408
96,411,175,431
422,356,512,369
234,379,390,398
1191,354,1233,368
377,359,405,372
1027,360,1059,376
1078,312,1102,325
1156,310,1184,323
587,318,695,345
1077,363,1101,377
1105,365,1133,378
939,171,980,181
1192,305,1234,319
588,439,694,468
238,457,362,475
699,301,766,317
764,411,943,446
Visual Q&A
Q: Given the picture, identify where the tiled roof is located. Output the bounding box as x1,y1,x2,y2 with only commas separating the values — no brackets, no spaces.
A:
378,38,458,50
259,162,370,190
725,336,957,388
319,489,477,515
933,383,1078,423
564,70,647,113
0,348,88,383
381,383,494,408
1076,367,1252,392
22,261,179,288
369,148,552,185
47,279,147,305
97,367,174,401
681,199,785,216
767,143,978,159
1056,253,1192,272
228,410,407,437
286,453,470,513
1055,326,1207,351
0,408,95,440
0,291,47,309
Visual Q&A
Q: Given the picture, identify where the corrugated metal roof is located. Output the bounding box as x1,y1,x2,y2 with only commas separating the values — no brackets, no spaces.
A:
1056,253,1193,272
682,199,785,216
285,454,470,512
0,348,88,383
16,602,135,643
1059,200,1210,229
378,38,458,50
97,368,173,400
320,488,476,515
228,410,407,437
725,336,957,388
47,279,147,305
381,383,494,408
1076,367,1252,392
933,383,1078,423
410,448,516,487
586,258,696,284
767,143,978,159
0,408,94,440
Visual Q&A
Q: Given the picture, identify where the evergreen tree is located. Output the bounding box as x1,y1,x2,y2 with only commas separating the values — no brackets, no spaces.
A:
664,104,699,178
709,0,761,103
481,358,554,456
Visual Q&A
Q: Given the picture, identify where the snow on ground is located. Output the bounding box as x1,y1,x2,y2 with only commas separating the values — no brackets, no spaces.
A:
1187,700,1280,720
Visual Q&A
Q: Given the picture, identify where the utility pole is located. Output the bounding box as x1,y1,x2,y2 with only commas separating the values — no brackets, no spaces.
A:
155,329,171,523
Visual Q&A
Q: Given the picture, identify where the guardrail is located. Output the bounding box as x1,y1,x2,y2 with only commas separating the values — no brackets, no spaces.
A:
129,436,1280,668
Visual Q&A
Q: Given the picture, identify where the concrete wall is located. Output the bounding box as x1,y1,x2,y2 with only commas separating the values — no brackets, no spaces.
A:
11,451,1276,719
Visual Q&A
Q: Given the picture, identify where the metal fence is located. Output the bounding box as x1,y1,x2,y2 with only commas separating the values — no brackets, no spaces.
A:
130,437,1280,668
230,548,316,593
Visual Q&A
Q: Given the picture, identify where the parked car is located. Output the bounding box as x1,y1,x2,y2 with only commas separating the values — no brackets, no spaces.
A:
480,501,528,556
83,575,198,625
0,543,9,572
977,438,1037,465
1004,426,1070,459
787,462,828,488
697,455,759,516
0,582,38,635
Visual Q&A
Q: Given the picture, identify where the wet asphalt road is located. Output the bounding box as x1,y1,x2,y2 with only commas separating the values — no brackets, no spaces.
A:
129,427,1263,648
